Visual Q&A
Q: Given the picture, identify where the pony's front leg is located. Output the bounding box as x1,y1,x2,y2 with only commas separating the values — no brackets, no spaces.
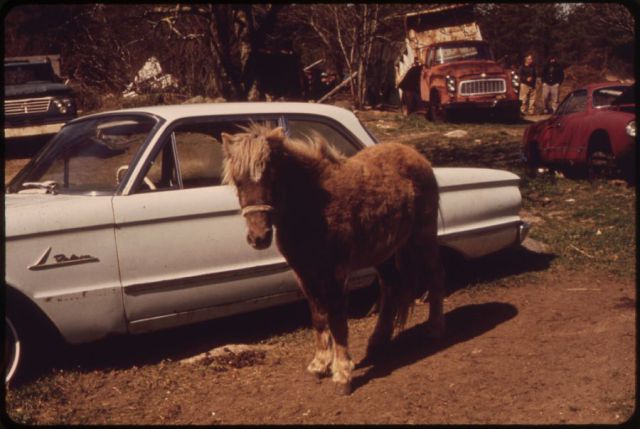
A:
327,286,354,395
306,299,333,380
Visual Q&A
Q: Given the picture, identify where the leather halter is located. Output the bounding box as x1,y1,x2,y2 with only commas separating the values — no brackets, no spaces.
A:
241,204,276,217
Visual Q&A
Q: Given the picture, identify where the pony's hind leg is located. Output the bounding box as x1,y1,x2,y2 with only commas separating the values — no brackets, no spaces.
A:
423,247,446,338
367,257,401,356
398,241,446,338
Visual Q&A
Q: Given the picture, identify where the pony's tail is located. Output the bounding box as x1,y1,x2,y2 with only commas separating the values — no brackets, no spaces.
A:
394,287,416,329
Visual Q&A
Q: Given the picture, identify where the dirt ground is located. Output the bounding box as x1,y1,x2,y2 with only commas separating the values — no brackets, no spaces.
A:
4,262,636,425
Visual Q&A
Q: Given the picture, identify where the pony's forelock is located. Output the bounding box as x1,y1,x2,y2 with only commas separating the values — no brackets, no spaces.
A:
222,123,273,185
221,124,346,186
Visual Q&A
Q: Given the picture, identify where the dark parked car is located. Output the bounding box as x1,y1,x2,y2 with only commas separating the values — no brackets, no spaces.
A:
522,82,636,181
4,55,77,139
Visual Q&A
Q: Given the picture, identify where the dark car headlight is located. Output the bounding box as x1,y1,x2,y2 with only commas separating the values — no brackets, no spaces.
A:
53,97,75,114
626,120,636,138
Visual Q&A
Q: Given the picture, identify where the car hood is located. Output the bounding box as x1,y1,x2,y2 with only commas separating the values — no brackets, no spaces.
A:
432,61,507,78
5,82,72,98
5,194,115,239
434,167,520,191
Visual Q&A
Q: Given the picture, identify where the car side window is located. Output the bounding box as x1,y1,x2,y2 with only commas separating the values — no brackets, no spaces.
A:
556,89,587,115
285,119,360,157
134,119,276,193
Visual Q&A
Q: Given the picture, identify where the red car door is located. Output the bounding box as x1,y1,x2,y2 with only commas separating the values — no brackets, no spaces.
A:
545,89,588,163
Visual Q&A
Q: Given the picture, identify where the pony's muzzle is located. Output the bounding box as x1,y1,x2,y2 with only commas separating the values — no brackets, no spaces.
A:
247,227,273,250
242,205,275,250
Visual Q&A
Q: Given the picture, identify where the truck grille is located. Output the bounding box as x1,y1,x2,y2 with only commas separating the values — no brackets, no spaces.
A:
459,79,506,96
4,97,52,116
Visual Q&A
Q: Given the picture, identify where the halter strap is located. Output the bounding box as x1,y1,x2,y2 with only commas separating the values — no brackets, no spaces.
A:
241,204,276,217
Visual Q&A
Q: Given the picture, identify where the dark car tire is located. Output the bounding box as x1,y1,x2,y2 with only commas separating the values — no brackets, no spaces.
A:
525,143,541,178
587,149,615,181
4,316,21,385
5,291,63,386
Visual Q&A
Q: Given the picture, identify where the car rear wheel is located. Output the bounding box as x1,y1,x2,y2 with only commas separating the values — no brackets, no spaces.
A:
5,316,21,385
587,150,615,181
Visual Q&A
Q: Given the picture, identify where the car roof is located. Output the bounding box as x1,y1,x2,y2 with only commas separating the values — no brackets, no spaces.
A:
69,102,377,147
580,82,631,93
75,102,355,123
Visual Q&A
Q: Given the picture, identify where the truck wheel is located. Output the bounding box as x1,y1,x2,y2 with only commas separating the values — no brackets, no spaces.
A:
428,95,446,122
401,90,417,116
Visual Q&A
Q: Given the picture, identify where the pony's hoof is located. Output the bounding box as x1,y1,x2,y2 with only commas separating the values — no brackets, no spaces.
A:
309,371,324,384
424,322,445,339
335,382,352,396
366,342,385,359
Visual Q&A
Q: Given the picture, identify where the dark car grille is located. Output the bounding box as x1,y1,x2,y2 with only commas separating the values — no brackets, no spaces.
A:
4,97,52,115
459,79,506,96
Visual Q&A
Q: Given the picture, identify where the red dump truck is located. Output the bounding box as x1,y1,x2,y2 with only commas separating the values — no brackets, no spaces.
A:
396,4,520,121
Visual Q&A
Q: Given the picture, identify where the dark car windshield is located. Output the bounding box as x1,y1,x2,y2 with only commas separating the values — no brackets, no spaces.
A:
434,43,494,65
4,63,59,85
592,85,629,108
7,114,159,195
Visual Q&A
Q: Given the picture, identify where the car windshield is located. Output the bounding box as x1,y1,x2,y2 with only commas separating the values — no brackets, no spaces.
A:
4,63,59,84
434,43,494,64
592,85,629,108
7,114,159,195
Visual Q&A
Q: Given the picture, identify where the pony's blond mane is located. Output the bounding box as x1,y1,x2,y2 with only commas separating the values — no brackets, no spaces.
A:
222,123,346,185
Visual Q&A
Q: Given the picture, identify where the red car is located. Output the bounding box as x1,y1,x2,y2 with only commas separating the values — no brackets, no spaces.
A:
522,82,636,181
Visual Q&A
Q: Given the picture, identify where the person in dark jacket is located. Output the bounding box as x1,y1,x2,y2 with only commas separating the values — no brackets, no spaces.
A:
541,56,564,114
518,54,537,115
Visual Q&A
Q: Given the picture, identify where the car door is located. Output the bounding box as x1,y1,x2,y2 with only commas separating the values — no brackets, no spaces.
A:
112,116,299,333
545,89,588,163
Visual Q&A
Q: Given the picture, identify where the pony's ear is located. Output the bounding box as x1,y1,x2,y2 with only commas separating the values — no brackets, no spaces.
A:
266,127,285,149
221,132,234,155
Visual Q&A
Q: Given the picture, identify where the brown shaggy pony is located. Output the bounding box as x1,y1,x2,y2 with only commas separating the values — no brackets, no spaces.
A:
221,124,445,395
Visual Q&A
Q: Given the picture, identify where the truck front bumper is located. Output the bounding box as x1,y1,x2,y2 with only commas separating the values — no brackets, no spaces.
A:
4,122,66,138
446,98,521,112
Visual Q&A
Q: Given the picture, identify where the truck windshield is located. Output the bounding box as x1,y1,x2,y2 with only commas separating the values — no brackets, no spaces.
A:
434,44,494,65
4,63,59,85
7,114,159,195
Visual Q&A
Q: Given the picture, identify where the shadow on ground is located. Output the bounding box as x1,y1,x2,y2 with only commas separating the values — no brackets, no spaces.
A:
353,301,518,392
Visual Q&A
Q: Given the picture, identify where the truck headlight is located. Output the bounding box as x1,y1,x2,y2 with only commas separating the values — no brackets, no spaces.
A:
445,75,456,95
53,97,75,114
626,120,636,138
511,71,520,91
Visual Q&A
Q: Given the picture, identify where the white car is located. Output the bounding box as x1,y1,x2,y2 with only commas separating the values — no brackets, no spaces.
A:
4,102,529,384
